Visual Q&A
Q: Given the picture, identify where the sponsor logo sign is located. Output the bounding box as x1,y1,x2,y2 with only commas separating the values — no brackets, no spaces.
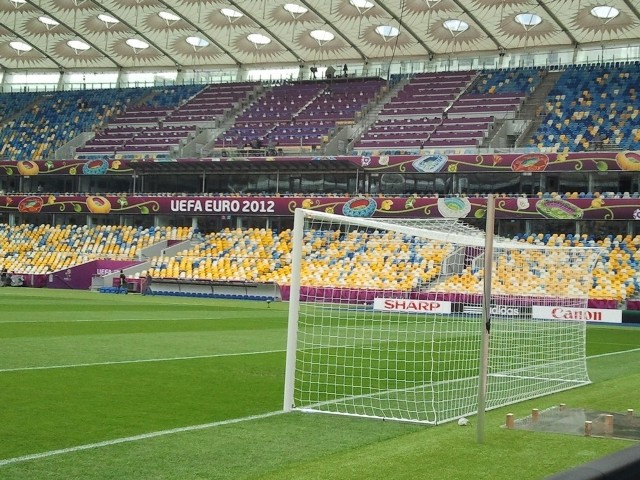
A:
463,305,521,316
373,298,452,314
532,306,622,323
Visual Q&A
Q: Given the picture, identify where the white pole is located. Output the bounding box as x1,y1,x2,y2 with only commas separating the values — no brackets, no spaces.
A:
477,194,495,443
283,208,305,412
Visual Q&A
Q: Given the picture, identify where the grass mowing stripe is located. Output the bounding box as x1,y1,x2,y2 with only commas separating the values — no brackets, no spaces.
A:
0,410,284,468
0,348,286,373
2,346,637,469
0,351,285,459
0,317,228,324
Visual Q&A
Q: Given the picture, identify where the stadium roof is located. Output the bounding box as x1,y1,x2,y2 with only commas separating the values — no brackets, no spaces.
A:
0,0,639,71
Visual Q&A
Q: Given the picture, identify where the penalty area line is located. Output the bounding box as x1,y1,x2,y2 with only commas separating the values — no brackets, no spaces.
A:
587,346,640,359
0,349,286,373
0,410,285,468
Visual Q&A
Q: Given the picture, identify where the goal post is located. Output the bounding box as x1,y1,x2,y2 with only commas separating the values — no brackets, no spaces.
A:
283,207,601,425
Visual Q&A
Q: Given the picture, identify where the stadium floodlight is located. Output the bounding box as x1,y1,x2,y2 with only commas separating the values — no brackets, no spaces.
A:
283,199,600,435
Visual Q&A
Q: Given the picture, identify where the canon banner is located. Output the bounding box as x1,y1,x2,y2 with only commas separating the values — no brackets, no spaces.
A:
532,306,622,323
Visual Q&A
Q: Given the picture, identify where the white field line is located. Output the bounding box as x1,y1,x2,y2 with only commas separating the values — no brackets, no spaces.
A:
0,410,284,468
0,349,286,373
588,346,640,359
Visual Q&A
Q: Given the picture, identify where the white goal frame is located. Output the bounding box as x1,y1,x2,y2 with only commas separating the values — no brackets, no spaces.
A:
283,203,601,431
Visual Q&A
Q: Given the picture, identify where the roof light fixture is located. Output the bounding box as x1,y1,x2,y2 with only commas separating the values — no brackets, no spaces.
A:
590,5,620,21
38,16,60,30
126,38,150,53
247,33,271,48
350,0,374,14
10,40,32,53
284,3,308,19
443,19,469,36
158,11,181,25
310,29,335,45
375,25,400,41
515,12,542,30
98,13,119,28
221,7,243,23
186,36,209,50
67,39,91,53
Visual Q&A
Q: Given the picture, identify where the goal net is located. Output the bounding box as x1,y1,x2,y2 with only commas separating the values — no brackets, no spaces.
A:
283,208,601,425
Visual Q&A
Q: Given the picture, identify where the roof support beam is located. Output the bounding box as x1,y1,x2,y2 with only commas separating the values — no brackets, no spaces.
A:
297,0,367,60
620,0,640,27
534,0,578,47
448,0,502,50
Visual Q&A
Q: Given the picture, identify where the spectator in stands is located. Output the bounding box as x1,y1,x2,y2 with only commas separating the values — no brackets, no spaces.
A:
119,270,128,294
593,132,606,150
343,64,348,78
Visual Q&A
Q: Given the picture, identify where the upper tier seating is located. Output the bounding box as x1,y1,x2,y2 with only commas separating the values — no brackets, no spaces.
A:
163,82,257,124
357,72,475,150
0,88,151,160
215,79,385,152
107,84,204,127
469,68,544,96
76,125,197,159
530,63,640,152
356,69,540,152
0,91,41,125
77,83,258,159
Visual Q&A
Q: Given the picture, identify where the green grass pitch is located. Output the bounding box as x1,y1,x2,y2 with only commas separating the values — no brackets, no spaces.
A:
0,288,639,479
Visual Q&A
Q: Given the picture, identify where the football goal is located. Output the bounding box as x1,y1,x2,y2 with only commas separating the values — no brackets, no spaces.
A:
283,207,601,425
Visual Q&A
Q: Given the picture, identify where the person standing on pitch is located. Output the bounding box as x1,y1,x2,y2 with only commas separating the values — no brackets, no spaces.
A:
119,270,128,294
